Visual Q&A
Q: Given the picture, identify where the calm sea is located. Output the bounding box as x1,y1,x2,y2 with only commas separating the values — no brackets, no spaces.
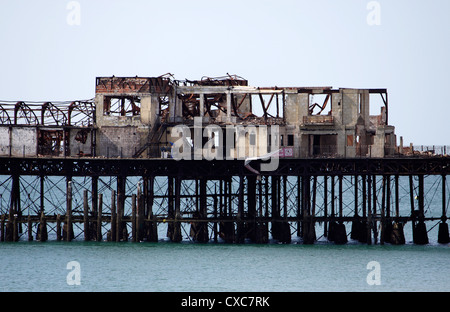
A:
0,240,449,292
0,175,449,293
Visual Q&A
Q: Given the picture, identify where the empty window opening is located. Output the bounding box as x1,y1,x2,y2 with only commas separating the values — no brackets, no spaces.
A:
369,93,386,116
287,134,294,146
250,93,284,118
38,130,65,156
103,96,141,117
309,93,332,116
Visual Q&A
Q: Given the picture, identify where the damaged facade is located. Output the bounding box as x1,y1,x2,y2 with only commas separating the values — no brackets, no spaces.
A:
0,74,399,159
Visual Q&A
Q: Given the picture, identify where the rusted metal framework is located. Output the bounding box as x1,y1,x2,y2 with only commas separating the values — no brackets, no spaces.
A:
0,100,95,126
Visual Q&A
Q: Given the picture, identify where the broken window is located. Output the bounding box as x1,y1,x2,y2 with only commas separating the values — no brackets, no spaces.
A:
309,94,332,116
38,130,66,156
287,134,294,146
103,96,141,117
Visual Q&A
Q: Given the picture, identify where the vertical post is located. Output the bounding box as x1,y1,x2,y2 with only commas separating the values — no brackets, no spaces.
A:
83,190,90,241
247,175,256,242
308,175,317,244
257,176,267,244
40,175,45,213
418,174,424,216
301,175,312,244
438,174,449,244
97,193,102,241
328,175,336,241
409,175,415,214
110,190,116,242
0,215,4,242
414,174,428,244
331,176,335,217
199,93,204,117
116,182,121,242
198,177,209,243
264,176,269,221
38,211,48,242
380,176,386,245
226,91,232,121
66,180,73,242
28,215,33,241
351,175,360,241
136,183,143,242
338,175,343,219
335,175,347,244
367,175,372,245
272,176,282,241
372,175,378,244
372,175,377,215
92,176,98,240
173,176,182,242
362,175,367,218
323,176,328,238
131,194,137,242
56,214,62,241
167,176,174,240
386,175,391,218
311,176,317,217
258,177,263,219
237,175,244,243
228,179,232,219
354,175,358,216
283,176,288,219
8,174,20,242
213,187,218,243
442,175,447,220
297,175,301,237
395,175,400,218
145,176,158,242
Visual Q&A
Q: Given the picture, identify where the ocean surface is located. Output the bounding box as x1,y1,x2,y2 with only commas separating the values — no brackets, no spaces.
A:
0,239,449,292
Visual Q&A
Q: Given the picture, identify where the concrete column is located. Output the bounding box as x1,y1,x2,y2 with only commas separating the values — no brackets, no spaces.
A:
226,91,231,121
199,93,204,117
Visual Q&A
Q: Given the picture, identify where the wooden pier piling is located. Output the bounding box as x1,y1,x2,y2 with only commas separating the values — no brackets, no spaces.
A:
0,157,448,245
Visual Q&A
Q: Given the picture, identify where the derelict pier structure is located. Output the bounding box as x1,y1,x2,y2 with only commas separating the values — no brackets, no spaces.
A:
0,74,449,245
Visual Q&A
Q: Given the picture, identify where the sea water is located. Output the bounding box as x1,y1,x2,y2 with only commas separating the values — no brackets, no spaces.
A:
0,240,449,292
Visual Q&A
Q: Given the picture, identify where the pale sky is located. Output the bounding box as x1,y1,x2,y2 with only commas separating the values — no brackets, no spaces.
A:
0,0,449,145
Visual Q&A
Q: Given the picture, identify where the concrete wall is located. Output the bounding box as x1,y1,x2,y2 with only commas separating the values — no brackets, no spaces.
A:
285,93,308,125
140,95,159,126
96,126,141,158
5,127,37,157
0,126,10,156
